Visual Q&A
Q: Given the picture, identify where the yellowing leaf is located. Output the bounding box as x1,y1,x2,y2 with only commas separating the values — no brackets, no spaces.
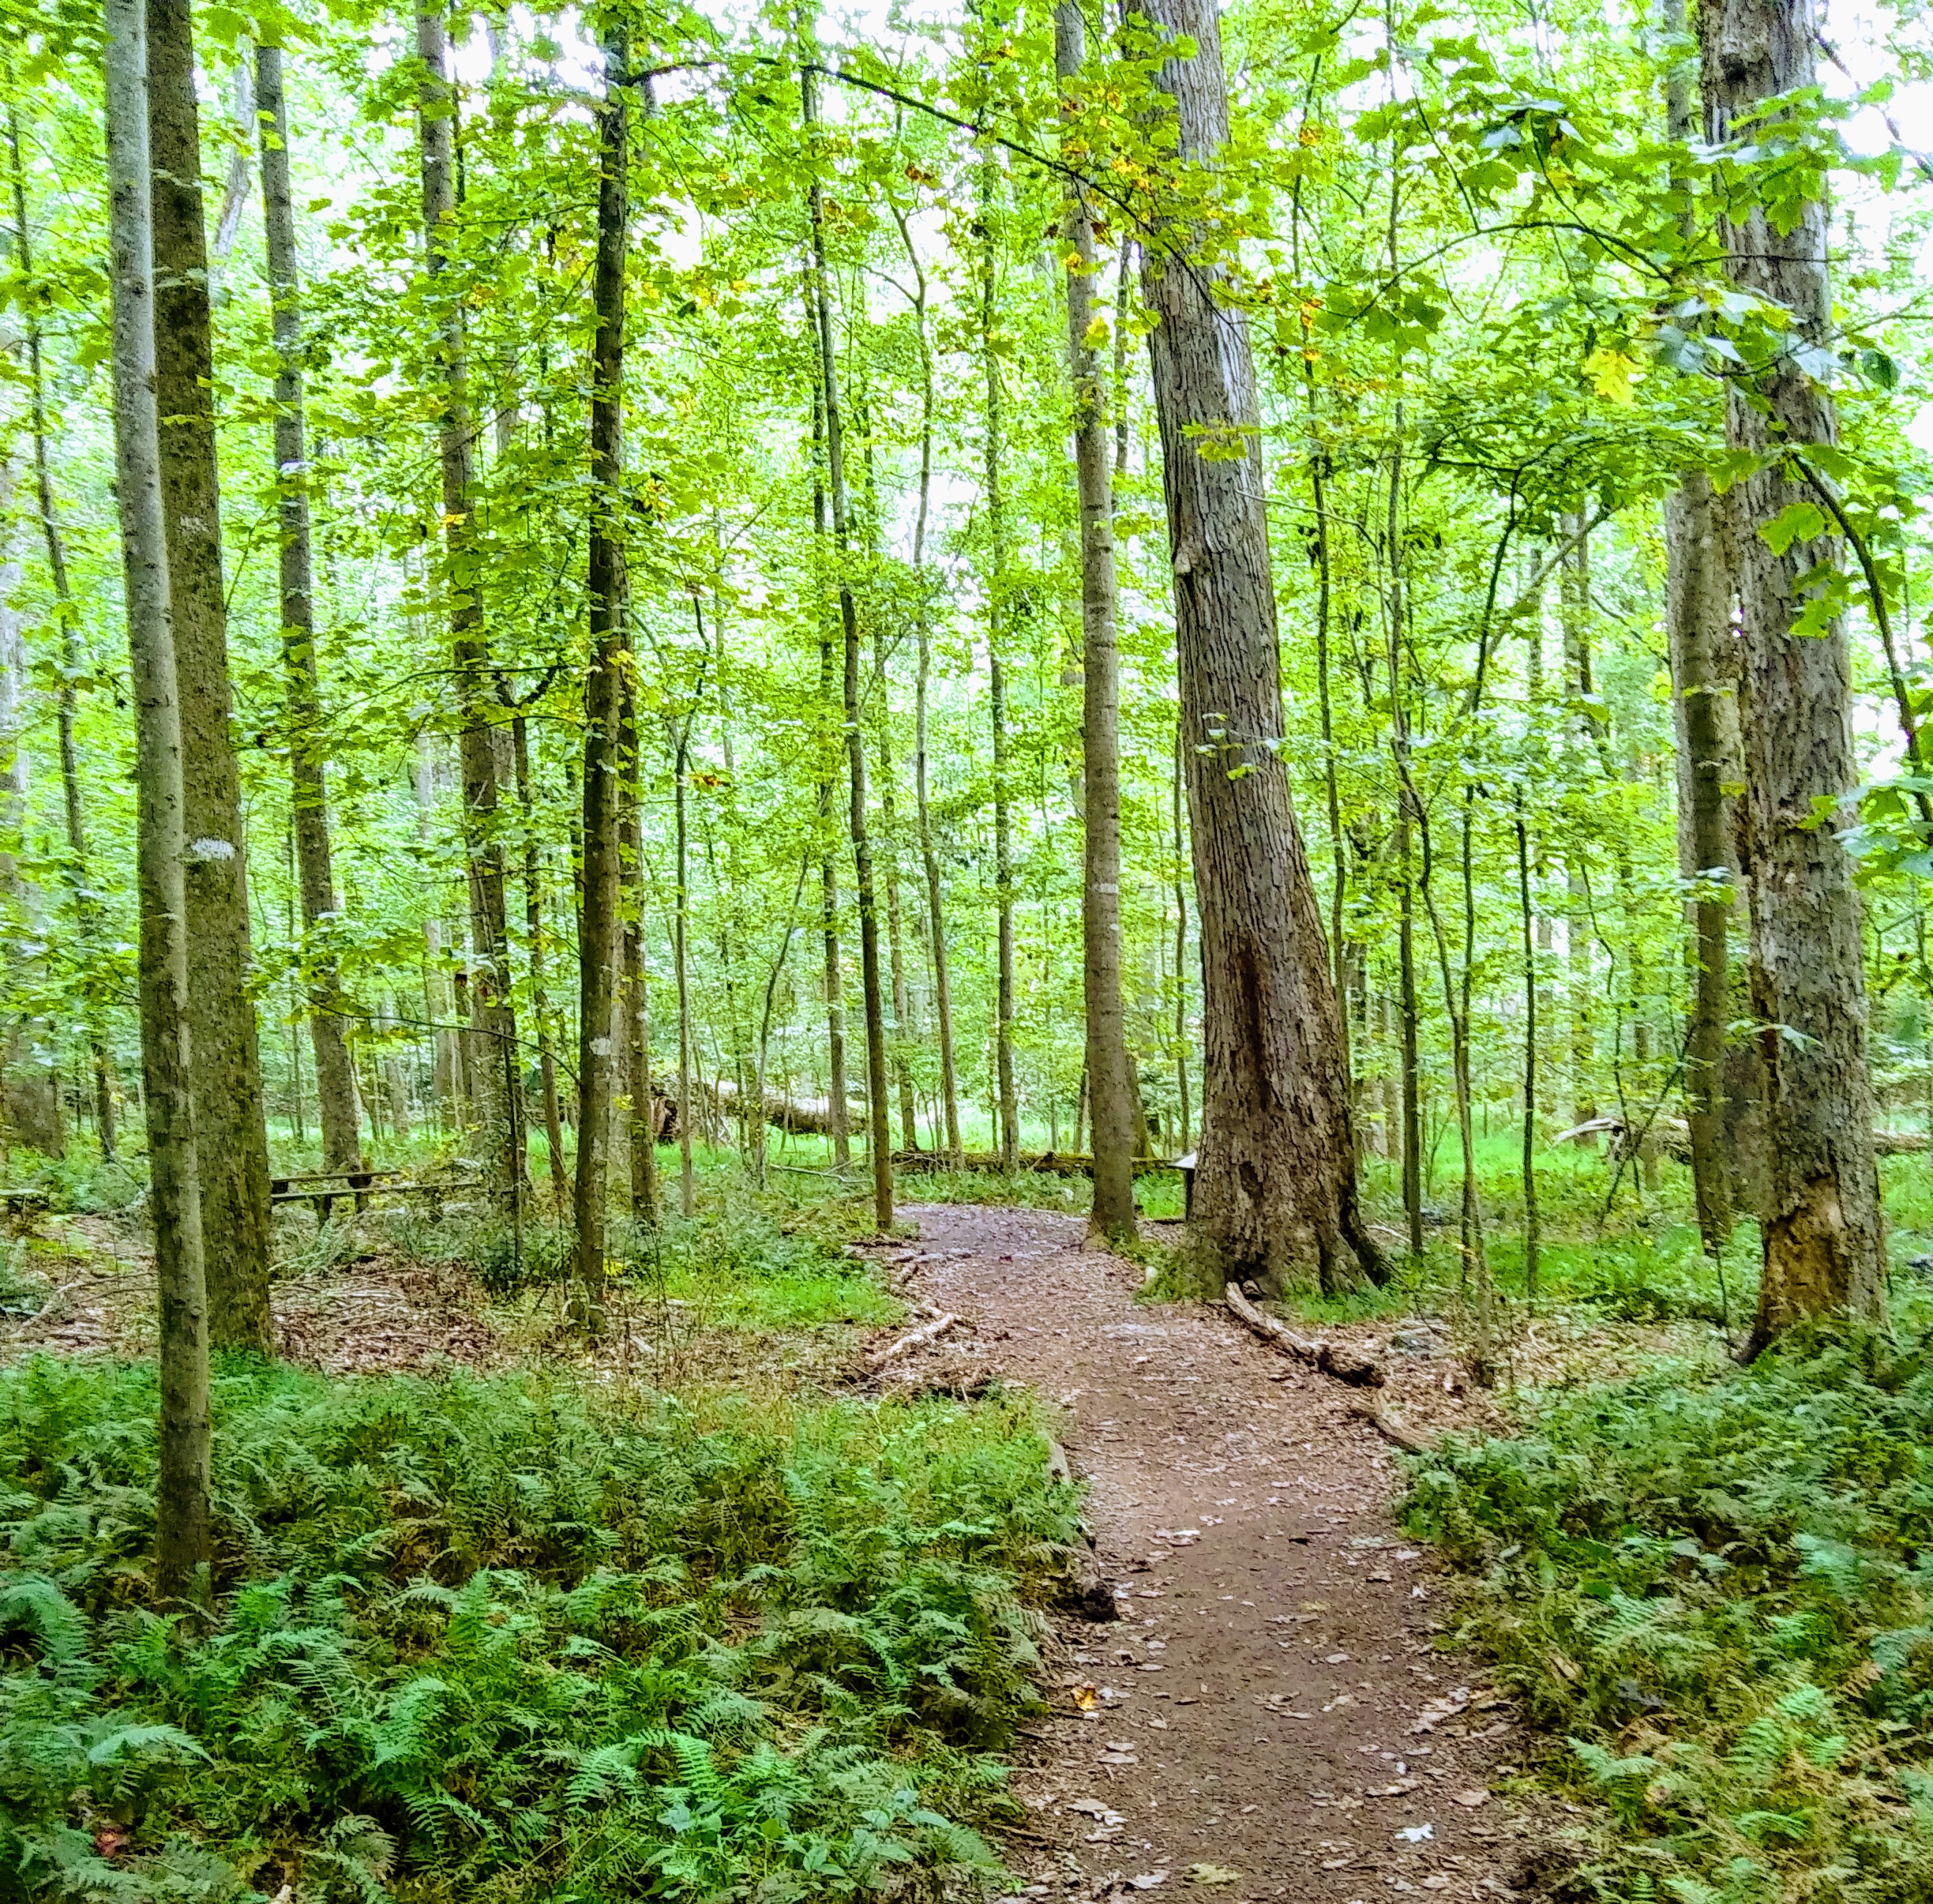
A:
1585,346,1642,404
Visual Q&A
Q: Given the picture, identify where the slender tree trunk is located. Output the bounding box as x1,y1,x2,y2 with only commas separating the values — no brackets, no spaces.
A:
973,146,1019,1174
1130,0,1380,1288
1702,0,1885,1348
148,0,272,1351
1515,796,1540,1297
1173,723,1191,1153
416,4,520,1208
892,208,963,1170
670,708,696,1219
1663,0,1743,1256
803,379,850,1172
256,41,361,1176
804,51,891,1230
107,0,208,1594
570,27,628,1324
8,108,117,1161
511,711,569,1208
1057,0,1137,1241
619,682,658,1224
876,660,920,1153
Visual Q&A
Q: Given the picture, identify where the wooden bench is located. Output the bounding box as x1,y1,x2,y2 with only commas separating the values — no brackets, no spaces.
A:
270,1169,475,1222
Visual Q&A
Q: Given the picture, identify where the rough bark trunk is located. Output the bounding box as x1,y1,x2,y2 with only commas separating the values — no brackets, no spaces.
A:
416,5,520,1208
670,709,696,1219
1057,1,1138,1245
107,0,208,1594
1131,0,1379,1287
571,28,628,1325
804,52,891,1230
257,41,362,1177
619,678,659,1224
148,0,272,1351
1702,0,1886,1348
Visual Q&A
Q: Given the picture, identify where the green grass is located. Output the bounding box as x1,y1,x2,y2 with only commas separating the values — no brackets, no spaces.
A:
1402,1305,1933,1904
0,1354,1083,1903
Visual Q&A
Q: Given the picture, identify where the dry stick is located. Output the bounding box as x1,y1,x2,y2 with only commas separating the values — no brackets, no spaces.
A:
867,1311,960,1368
1222,1280,1383,1389
1346,1398,1432,1455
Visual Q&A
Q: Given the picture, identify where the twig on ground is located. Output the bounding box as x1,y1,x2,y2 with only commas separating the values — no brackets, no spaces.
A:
867,1311,960,1367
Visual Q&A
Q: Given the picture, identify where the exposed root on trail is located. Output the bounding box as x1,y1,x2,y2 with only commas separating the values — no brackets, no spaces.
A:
1222,1279,1384,1388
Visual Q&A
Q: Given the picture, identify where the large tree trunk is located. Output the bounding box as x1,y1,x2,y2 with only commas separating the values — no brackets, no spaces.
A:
571,28,629,1325
257,41,362,1177
1702,0,1886,1350
107,0,208,1596
1056,0,1136,1245
415,6,522,1210
148,0,272,1351
803,48,892,1231
1131,0,1379,1289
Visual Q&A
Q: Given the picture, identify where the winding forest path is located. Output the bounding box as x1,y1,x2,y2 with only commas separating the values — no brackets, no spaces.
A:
895,1204,1537,1904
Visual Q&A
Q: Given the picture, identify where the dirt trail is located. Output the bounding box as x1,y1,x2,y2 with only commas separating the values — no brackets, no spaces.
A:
895,1204,1537,1904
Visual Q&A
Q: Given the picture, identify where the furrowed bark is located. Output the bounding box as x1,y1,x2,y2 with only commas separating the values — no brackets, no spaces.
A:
1702,0,1886,1350
1129,0,1380,1290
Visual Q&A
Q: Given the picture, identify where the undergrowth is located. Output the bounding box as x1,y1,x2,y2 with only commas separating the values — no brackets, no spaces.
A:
1402,1319,1933,1903
0,1356,1080,1902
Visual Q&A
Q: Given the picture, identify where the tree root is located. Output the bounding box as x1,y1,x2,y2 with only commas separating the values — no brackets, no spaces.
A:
1346,1397,1432,1455
1222,1281,1385,1388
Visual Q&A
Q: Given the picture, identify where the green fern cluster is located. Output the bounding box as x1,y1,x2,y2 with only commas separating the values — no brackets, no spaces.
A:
1403,1321,1933,1902
0,1355,1080,1902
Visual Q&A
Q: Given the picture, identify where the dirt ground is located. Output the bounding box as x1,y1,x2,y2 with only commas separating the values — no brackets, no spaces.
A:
875,1204,1571,1904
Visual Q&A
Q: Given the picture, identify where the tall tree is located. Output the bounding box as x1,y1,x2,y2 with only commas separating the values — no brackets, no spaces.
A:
1056,0,1135,1242
1702,0,1886,1350
572,22,629,1326
257,39,362,1177
415,3,522,1207
803,46,892,1230
1130,0,1382,1289
147,0,272,1350
107,0,208,1594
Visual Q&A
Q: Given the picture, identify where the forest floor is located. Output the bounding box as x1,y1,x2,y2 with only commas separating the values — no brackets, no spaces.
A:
867,1204,1570,1904
0,1189,1721,1902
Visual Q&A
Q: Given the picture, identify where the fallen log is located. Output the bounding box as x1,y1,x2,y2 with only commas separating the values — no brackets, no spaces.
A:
890,1148,1181,1178
1223,1281,1384,1388
867,1311,959,1368
715,1080,869,1137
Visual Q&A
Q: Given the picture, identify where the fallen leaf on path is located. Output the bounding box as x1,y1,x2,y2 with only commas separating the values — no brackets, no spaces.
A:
1128,1874,1169,1890
1396,1824,1435,1844
1186,1865,1240,1887
1452,1788,1490,1808
1072,1683,1099,1711
1067,1798,1119,1820
1421,1879,1453,1891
